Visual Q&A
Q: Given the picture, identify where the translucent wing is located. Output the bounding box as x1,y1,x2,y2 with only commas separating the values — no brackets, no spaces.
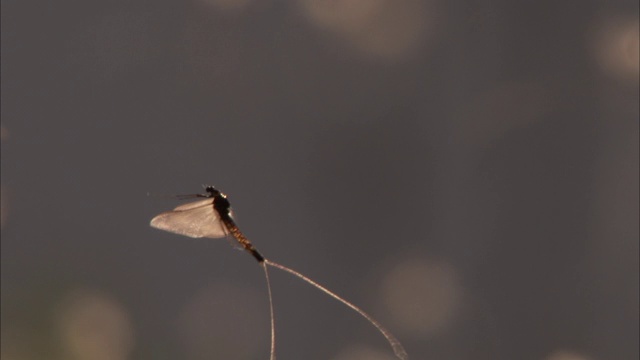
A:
150,198,228,238
173,198,214,211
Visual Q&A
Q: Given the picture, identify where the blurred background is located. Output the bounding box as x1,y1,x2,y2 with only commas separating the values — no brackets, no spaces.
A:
1,1,638,360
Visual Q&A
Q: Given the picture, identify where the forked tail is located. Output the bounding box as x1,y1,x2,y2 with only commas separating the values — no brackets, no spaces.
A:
264,259,408,360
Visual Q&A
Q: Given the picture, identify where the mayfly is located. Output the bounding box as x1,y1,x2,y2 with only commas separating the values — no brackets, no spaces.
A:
150,186,407,360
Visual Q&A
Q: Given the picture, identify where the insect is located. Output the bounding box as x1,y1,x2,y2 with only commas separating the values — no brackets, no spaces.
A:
150,186,407,360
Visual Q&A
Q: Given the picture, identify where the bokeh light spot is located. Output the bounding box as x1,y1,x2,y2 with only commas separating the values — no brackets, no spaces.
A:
381,257,462,337
55,289,135,360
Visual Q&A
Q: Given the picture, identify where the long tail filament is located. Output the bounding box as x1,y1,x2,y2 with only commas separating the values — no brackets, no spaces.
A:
264,259,408,360
261,262,276,360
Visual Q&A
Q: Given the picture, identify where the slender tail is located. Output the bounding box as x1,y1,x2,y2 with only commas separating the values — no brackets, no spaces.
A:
224,220,405,359
264,259,408,360
224,220,275,358
261,262,276,360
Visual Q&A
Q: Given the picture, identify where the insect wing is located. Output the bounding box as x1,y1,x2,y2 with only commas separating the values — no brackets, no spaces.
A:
150,199,228,238
172,198,214,211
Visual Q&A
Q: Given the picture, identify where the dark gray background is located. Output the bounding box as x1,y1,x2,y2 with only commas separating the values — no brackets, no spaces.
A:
2,1,638,360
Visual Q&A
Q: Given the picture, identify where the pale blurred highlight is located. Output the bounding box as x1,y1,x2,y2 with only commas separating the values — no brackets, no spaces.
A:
544,349,593,360
593,17,640,81
177,282,267,360
331,344,396,360
381,258,462,337
55,290,135,360
300,0,435,60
